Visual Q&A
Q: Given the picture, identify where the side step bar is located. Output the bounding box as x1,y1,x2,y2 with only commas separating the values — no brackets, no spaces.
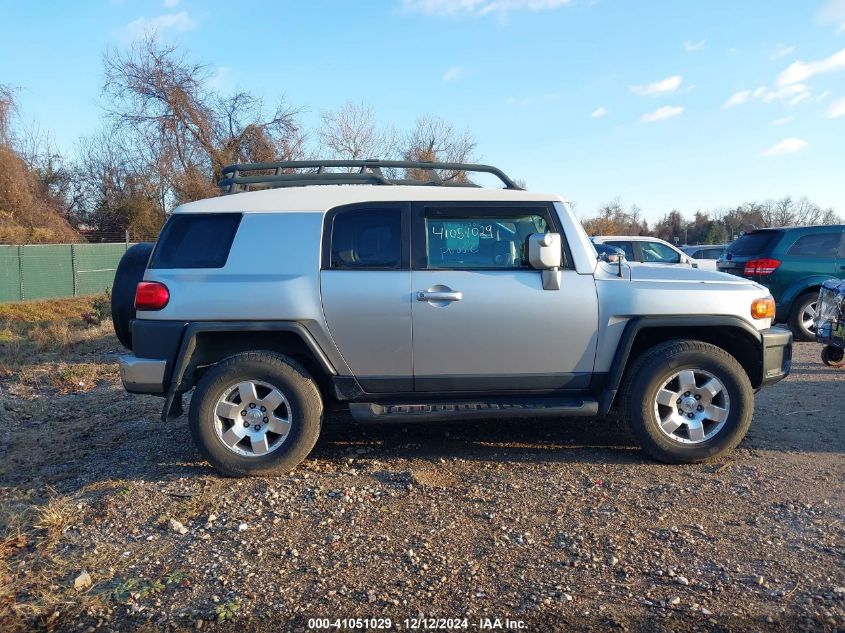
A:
349,398,599,423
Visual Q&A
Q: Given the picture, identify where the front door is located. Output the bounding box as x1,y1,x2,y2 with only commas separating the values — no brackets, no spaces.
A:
410,203,599,393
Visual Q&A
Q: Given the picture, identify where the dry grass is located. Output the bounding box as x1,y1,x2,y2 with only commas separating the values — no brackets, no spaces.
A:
0,296,100,324
0,294,116,379
0,295,132,631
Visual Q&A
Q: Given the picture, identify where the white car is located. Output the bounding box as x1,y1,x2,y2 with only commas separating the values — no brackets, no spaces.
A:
681,244,727,271
591,236,700,268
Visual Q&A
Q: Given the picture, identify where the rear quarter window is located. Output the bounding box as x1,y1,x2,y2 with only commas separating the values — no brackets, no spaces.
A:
786,232,842,258
726,231,781,257
149,213,242,269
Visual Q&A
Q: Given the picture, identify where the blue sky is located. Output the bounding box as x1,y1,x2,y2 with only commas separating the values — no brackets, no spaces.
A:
2,0,844,221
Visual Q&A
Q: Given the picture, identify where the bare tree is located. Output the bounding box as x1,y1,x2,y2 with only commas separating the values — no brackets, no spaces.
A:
102,35,306,205
403,116,477,183
0,85,80,243
319,101,399,165
581,198,649,236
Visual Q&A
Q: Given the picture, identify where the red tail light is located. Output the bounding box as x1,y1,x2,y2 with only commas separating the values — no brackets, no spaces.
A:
743,258,781,276
135,281,170,310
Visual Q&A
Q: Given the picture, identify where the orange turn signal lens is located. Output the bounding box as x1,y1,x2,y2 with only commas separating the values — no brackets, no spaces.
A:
751,297,775,320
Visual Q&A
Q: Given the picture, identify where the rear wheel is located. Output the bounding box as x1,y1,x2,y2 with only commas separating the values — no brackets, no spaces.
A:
621,340,753,463
189,351,322,477
789,292,818,342
111,242,154,350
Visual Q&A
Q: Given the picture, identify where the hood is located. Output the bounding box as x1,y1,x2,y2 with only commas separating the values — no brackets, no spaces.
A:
627,262,766,288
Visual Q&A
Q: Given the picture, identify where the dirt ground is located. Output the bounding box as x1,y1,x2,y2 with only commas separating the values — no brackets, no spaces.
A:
0,306,843,632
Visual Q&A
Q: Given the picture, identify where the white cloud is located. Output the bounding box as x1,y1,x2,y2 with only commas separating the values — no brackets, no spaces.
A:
724,90,751,108
759,84,811,105
123,11,195,39
443,66,464,82
590,106,609,118
684,39,705,52
816,90,831,102
771,116,794,126
630,75,683,96
770,44,795,61
640,105,684,123
777,47,845,86
163,0,180,6
763,137,808,156
818,0,845,32
829,97,845,118
402,0,571,16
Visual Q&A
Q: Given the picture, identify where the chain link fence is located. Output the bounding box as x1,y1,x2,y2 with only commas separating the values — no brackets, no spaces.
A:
0,241,153,302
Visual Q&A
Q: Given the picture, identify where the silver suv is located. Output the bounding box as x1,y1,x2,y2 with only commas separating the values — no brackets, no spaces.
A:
114,160,792,477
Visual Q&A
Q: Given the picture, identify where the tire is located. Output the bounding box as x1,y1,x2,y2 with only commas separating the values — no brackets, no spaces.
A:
621,340,754,464
821,345,845,368
188,351,323,477
111,242,154,350
788,292,819,342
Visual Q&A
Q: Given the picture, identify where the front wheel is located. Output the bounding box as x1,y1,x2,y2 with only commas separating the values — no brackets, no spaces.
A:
189,351,323,477
621,340,754,463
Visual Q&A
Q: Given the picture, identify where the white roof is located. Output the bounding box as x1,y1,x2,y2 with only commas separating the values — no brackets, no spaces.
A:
173,185,565,214
592,235,674,243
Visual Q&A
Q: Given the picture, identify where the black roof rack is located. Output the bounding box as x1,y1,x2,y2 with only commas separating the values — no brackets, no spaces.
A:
218,160,521,194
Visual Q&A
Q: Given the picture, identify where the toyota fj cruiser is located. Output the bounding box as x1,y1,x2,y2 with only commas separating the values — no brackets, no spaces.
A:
113,160,792,477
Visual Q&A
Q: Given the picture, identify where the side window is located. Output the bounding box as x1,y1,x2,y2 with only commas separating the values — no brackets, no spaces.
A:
787,233,842,258
424,211,550,269
605,241,635,260
641,241,681,264
150,213,242,269
329,208,402,269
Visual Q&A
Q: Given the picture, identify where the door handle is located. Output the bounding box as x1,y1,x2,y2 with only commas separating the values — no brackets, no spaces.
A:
416,290,462,302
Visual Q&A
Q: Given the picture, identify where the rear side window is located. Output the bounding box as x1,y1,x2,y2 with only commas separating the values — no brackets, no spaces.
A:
149,213,242,269
726,231,781,257
787,232,842,258
328,208,402,269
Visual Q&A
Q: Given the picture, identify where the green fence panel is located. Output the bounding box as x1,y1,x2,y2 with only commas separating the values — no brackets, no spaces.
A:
74,243,128,296
0,246,22,302
20,244,75,300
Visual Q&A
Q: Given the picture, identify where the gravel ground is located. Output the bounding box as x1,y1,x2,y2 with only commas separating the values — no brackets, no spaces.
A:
1,340,843,632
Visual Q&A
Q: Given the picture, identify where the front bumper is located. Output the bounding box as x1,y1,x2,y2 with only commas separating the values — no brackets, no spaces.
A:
119,355,167,394
760,326,792,388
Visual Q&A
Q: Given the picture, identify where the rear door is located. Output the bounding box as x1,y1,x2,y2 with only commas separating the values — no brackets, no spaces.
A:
409,202,599,393
320,203,413,392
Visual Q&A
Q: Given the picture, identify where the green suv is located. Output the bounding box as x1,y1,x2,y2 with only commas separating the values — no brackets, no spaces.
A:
717,225,845,340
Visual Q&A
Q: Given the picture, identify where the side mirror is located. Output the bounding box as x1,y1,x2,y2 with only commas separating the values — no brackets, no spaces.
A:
527,233,562,269
527,233,562,290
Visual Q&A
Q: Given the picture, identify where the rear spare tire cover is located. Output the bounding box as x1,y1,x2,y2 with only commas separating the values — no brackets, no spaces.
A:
111,242,154,350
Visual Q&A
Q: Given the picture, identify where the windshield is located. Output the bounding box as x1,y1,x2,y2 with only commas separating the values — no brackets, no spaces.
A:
725,231,781,257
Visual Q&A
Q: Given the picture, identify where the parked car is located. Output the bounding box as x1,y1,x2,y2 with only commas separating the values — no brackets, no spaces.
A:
592,242,625,263
591,235,699,267
717,225,845,341
113,160,791,476
681,244,727,271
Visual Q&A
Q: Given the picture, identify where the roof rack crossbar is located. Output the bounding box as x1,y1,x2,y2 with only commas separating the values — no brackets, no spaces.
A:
218,159,520,193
